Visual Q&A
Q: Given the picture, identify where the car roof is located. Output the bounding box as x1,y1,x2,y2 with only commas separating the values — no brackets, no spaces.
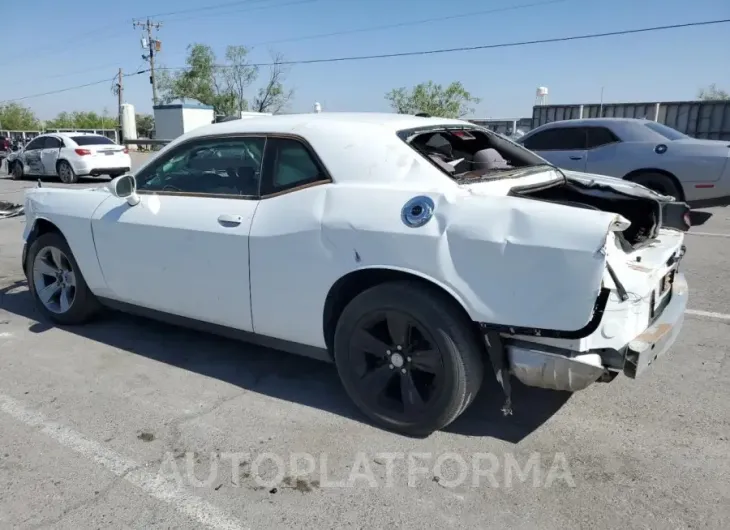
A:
32,132,113,142
183,112,471,139
533,117,652,128
144,112,476,187
522,117,670,143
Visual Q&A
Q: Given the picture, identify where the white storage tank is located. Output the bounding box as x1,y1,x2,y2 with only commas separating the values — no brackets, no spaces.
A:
120,103,137,150
153,99,215,140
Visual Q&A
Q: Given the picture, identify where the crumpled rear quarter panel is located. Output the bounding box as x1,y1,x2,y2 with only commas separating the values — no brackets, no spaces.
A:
321,186,617,332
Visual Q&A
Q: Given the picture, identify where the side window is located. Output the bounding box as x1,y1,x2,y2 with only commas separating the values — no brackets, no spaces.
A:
260,137,328,196
522,127,587,151
585,127,619,149
25,138,45,151
44,137,62,149
135,136,266,197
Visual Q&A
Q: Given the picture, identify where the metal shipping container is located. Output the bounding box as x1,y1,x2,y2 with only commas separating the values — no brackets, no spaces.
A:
531,100,730,140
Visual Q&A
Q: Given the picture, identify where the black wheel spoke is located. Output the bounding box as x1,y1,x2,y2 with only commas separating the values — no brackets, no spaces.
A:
345,304,449,424
410,349,441,373
400,371,425,414
360,364,394,397
386,311,410,346
351,328,389,358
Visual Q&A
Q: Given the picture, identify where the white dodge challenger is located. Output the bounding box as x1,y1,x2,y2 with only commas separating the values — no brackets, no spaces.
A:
21,113,690,435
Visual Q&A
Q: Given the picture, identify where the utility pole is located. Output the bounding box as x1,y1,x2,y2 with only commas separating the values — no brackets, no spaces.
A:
133,18,162,106
117,68,124,137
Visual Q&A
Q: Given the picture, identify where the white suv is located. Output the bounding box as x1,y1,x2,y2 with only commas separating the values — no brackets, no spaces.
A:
8,132,131,183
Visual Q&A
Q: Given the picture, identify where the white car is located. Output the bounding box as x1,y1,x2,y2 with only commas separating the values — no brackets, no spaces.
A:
7,132,131,183
20,113,689,435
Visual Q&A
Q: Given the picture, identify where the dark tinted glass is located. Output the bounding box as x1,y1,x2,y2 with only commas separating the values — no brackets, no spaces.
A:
71,135,116,146
585,127,619,148
522,127,587,150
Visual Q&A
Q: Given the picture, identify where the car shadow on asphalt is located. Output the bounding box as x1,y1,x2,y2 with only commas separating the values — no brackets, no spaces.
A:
0,174,110,184
0,281,570,444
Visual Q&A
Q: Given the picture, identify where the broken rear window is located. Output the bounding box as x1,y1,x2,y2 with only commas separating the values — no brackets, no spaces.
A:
397,125,549,180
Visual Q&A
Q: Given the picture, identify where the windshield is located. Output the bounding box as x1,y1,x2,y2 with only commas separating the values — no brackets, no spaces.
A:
398,125,550,180
643,122,688,141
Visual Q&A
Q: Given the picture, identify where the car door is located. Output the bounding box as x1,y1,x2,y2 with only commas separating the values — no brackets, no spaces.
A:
91,135,266,331
248,136,334,347
521,126,588,172
583,126,623,177
20,136,46,175
40,136,63,175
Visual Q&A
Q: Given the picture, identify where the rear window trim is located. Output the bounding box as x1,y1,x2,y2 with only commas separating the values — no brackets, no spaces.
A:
70,135,117,146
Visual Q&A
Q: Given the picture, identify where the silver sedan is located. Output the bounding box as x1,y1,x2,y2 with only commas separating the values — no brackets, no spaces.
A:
517,118,730,202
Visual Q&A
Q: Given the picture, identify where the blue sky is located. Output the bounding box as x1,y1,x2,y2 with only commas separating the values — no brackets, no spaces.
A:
2,0,728,120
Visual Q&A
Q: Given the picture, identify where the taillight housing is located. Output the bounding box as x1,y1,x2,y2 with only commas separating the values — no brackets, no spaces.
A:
75,148,92,156
123,147,129,154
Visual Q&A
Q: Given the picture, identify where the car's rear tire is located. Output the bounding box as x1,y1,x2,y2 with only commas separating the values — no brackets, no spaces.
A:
11,161,24,180
57,160,78,184
628,172,683,201
27,232,101,325
333,281,485,436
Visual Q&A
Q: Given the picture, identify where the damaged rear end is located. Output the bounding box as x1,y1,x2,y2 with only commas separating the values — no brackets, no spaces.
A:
399,121,689,400
496,170,689,393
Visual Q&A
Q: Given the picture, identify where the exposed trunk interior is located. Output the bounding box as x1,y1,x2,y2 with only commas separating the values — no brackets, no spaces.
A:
510,180,659,250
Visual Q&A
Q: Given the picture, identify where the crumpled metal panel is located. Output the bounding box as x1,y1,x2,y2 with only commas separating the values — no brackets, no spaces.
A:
0,201,24,219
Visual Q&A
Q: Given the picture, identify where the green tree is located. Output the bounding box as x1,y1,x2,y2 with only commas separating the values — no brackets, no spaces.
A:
45,111,75,128
135,114,155,137
158,44,292,116
45,111,112,129
159,44,250,115
0,103,41,130
385,81,481,118
221,45,257,114
697,84,730,100
252,52,294,114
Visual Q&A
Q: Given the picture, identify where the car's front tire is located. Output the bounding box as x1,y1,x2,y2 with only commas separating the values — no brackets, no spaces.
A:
333,281,485,436
57,160,78,184
27,232,101,325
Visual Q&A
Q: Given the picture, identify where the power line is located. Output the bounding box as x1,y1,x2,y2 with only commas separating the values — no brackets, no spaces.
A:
162,0,321,24
0,26,126,68
0,77,118,104
249,0,568,46
156,18,730,70
146,0,281,18
4,18,729,104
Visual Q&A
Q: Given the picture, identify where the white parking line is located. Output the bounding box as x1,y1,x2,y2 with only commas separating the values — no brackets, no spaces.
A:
0,393,247,530
686,309,730,321
687,231,730,238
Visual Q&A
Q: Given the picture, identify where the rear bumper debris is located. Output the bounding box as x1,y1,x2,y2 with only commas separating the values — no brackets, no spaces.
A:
490,272,688,393
624,272,688,378
0,201,24,219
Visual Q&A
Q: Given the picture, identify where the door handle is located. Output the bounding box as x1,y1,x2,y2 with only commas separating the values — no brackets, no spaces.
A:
569,156,583,160
217,214,242,226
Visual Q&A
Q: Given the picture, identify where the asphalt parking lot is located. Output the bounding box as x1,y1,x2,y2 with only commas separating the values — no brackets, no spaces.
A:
0,163,728,529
